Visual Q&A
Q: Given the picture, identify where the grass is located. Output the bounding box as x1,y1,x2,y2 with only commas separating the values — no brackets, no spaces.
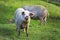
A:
0,0,60,40
42,0,60,6
0,19,60,40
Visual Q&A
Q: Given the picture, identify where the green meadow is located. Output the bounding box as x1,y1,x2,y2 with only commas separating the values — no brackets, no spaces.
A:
0,0,60,40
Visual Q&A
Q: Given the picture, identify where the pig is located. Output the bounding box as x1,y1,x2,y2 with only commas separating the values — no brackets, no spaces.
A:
23,5,49,25
14,8,34,38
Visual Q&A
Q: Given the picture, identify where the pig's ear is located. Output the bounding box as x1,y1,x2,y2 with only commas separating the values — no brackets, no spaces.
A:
22,11,25,15
29,13,34,17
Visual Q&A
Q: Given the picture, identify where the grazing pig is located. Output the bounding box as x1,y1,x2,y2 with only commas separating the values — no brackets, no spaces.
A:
23,5,49,25
14,8,34,37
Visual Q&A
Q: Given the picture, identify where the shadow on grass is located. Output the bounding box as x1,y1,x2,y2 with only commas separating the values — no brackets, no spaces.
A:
0,27,18,40
0,27,16,37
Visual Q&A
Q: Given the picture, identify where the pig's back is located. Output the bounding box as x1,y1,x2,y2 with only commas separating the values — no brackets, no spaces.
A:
23,5,47,18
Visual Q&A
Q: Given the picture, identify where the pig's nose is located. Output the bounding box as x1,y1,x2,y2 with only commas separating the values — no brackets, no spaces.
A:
25,16,29,20
26,16,28,17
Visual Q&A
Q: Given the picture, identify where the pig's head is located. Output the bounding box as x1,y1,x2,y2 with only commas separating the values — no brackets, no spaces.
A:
21,10,35,21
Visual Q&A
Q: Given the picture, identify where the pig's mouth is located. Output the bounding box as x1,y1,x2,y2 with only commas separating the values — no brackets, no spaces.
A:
26,18,28,20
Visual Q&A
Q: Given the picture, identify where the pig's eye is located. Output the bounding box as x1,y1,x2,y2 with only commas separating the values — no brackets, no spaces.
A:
22,11,25,15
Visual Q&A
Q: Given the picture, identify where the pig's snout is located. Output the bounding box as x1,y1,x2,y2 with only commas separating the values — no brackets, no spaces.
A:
25,16,29,20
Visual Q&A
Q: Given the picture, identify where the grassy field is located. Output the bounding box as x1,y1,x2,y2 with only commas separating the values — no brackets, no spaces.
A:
0,0,60,40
